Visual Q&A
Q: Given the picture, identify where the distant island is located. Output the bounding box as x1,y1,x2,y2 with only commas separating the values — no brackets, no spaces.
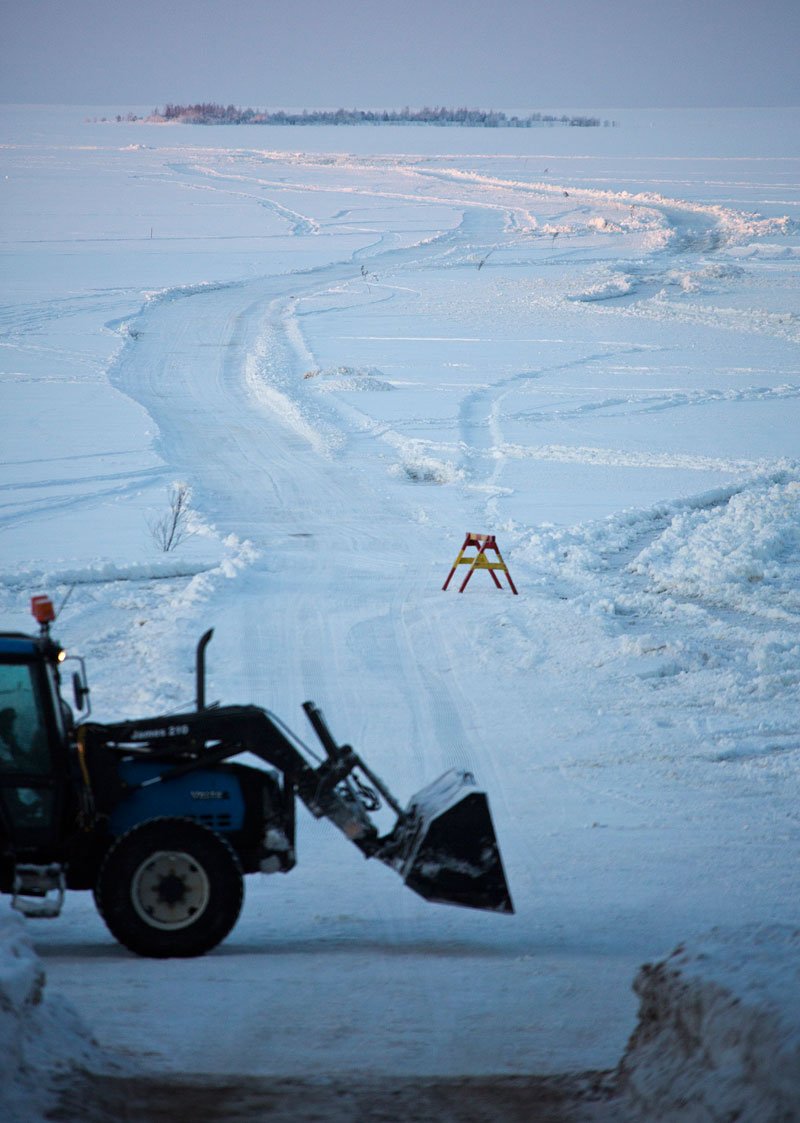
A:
113,104,615,128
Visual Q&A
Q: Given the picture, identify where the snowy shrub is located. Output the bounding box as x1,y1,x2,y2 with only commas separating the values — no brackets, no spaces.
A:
148,482,194,553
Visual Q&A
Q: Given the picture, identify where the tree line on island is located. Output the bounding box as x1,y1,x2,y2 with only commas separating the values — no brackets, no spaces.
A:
110,104,615,128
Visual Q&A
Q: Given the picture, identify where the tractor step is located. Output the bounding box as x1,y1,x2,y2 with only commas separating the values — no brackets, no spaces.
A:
12,862,66,918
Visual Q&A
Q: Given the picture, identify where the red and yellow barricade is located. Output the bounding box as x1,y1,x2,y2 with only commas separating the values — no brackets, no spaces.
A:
442,533,518,595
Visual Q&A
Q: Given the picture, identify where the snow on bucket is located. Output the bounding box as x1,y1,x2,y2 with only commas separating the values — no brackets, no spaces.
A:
389,770,514,914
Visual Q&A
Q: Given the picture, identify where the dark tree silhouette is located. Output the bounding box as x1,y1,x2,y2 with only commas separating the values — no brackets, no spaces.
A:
142,104,611,128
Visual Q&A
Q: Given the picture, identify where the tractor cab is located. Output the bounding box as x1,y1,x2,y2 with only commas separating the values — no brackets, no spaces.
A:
0,597,90,915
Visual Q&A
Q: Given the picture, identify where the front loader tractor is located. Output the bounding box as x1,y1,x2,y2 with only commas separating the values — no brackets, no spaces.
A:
0,597,513,957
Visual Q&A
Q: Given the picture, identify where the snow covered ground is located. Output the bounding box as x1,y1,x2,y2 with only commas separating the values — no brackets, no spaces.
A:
1,105,799,1110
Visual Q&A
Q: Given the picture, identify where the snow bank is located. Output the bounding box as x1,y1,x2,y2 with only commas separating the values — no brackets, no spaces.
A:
244,332,337,456
0,915,105,1123
568,274,637,302
304,365,393,391
517,468,800,610
630,475,800,619
0,557,218,591
433,166,793,246
618,926,800,1123
143,279,244,305
388,449,464,484
515,468,800,703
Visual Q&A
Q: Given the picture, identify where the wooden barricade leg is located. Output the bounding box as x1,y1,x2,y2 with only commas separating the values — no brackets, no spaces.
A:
442,534,473,591
491,538,518,595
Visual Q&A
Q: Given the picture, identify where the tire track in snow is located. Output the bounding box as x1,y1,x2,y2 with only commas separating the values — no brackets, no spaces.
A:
106,237,487,774
171,162,323,235
106,219,509,798
506,381,800,426
454,359,797,512
453,345,670,512
0,469,167,531
619,296,800,344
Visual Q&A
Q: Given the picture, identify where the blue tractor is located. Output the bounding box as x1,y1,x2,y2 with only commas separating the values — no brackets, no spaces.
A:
0,596,512,957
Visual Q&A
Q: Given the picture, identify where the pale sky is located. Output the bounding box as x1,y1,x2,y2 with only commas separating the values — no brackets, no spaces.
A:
2,0,799,109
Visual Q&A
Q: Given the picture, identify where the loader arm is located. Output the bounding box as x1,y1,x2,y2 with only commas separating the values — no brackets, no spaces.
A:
78,704,382,856
79,701,513,915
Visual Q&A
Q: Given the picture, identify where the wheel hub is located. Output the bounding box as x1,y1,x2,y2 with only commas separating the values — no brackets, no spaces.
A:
131,850,210,930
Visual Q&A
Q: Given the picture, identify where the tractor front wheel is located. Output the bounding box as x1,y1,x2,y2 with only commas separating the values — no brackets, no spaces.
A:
95,817,244,958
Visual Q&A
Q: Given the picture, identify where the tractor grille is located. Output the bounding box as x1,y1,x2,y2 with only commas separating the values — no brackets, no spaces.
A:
191,812,234,831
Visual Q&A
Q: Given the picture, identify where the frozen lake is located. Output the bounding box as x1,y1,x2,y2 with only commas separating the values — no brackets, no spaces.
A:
1,104,798,1092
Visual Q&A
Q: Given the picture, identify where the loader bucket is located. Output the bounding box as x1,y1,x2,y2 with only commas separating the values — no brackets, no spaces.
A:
391,770,513,914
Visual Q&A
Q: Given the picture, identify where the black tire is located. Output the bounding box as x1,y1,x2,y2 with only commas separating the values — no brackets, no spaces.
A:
95,817,244,958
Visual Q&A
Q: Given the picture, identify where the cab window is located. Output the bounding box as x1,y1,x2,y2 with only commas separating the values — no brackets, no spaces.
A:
0,663,50,774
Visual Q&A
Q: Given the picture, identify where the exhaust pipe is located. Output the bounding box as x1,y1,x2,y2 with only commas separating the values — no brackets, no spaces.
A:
196,629,214,710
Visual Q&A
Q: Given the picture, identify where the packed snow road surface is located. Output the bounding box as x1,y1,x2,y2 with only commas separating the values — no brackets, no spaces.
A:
1,106,799,1097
